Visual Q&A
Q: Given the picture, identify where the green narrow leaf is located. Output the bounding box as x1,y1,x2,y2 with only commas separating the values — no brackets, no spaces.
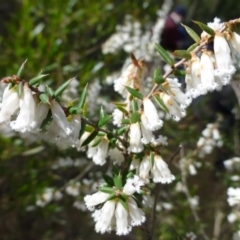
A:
113,175,122,190
154,43,174,65
173,50,191,60
53,78,73,97
46,85,54,96
173,69,186,77
16,59,27,77
81,130,98,146
78,121,86,139
119,197,129,212
131,99,139,112
39,93,50,104
181,24,200,43
153,95,169,113
122,118,131,124
116,126,128,135
98,115,112,127
99,186,114,194
17,82,23,97
29,74,48,86
116,105,128,114
153,68,164,84
77,84,87,111
103,175,114,187
187,43,198,52
99,106,105,119
193,21,215,36
150,152,155,168
125,86,143,100
107,193,117,201
130,112,140,124
126,172,134,179
69,107,78,114
90,137,102,147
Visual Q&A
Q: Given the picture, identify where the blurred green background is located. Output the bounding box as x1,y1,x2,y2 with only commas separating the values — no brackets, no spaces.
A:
0,0,240,239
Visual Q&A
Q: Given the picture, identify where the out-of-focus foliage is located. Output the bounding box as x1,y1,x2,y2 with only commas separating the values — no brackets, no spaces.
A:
0,0,240,240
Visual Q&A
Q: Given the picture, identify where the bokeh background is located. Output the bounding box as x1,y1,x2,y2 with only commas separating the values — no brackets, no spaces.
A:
0,0,240,239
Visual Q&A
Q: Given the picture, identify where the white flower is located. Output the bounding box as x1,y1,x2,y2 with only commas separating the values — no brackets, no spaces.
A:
152,155,175,184
122,175,144,195
140,113,155,144
65,182,81,196
143,98,163,131
165,78,191,106
69,114,81,146
115,201,132,235
84,191,109,211
0,85,19,123
139,155,151,181
230,32,240,54
200,51,217,92
92,137,109,165
32,102,49,130
108,148,124,165
50,100,72,136
128,122,144,153
160,92,186,121
10,84,36,132
128,197,145,226
95,200,116,234
214,33,235,84
227,187,240,206
112,108,124,127
36,188,54,207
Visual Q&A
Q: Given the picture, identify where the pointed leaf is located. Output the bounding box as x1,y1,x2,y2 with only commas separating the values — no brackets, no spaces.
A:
116,105,128,114
46,85,54,96
39,93,50,104
81,130,98,146
187,43,199,52
181,24,200,43
78,121,86,139
40,109,52,129
154,43,174,65
99,186,114,194
113,175,122,190
107,192,117,201
193,21,215,36
103,174,114,187
29,74,48,86
53,78,73,97
17,59,27,77
119,197,129,212
153,95,169,113
77,84,87,111
173,50,191,60
100,106,105,119
130,112,140,123
173,69,186,77
116,126,128,135
17,82,23,97
90,137,102,147
131,99,139,112
153,68,164,84
98,115,112,127
125,86,143,100
122,118,131,124
150,152,155,168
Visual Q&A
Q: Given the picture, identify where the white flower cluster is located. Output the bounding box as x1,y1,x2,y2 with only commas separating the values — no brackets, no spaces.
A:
197,123,222,158
84,176,145,235
36,188,63,207
224,157,240,171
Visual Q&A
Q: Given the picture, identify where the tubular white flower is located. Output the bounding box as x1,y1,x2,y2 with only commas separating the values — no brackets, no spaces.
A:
227,187,240,206
160,92,186,121
69,114,81,146
112,108,124,127
165,78,191,107
214,33,235,84
139,155,151,181
128,197,146,226
33,102,49,130
230,32,240,54
92,137,109,165
200,51,217,92
115,202,132,235
0,86,19,123
50,100,72,136
108,148,124,165
128,122,143,153
10,84,36,132
84,191,109,211
140,113,155,144
95,200,116,234
122,175,144,195
143,98,163,131
152,155,175,184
